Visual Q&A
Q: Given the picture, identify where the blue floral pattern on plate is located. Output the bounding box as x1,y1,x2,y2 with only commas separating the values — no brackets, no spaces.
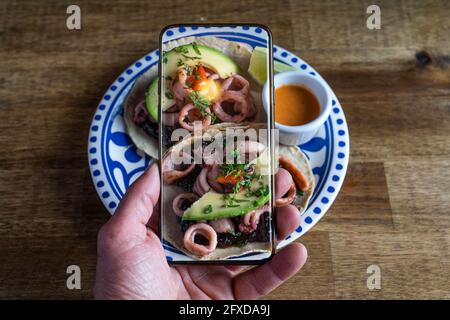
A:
88,26,349,261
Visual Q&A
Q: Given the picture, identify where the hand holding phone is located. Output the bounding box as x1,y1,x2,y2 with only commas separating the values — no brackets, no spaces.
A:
159,25,275,263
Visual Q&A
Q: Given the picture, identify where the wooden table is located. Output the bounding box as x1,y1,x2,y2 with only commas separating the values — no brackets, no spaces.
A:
0,0,449,299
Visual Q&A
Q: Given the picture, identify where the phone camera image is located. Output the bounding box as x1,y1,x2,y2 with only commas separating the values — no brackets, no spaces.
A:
159,25,275,263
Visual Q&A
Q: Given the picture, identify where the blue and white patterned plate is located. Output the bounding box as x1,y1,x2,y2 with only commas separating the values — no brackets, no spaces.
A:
87,26,349,261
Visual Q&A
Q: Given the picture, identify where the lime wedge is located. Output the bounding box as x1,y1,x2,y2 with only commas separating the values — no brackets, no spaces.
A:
248,46,296,85
274,58,297,73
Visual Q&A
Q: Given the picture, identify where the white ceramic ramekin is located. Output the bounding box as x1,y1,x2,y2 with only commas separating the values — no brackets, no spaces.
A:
263,71,332,146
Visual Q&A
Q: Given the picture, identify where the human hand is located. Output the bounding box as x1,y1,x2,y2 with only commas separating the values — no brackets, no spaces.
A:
94,163,307,299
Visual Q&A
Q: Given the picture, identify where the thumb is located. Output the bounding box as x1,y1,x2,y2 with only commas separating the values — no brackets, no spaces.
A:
108,163,160,232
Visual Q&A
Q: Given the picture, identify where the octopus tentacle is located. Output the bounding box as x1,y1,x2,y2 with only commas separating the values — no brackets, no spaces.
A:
239,205,270,233
162,111,179,127
275,183,296,207
209,218,235,233
193,167,211,196
178,103,212,131
162,151,195,184
183,223,217,256
212,91,250,123
172,69,192,103
221,74,250,95
172,193,199,217
207,73,220,81
245,92,257,119
207,164,234,194
133,99,148,125
279,155,310,192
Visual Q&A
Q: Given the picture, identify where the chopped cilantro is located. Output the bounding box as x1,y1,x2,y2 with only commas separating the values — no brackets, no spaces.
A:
204,204,213,214
222,163,246,177
181,53,201,60
210,112,217,124
165,91,174,99
242,179,252,188
252,184,269,197
184,64,192,75
192,42,202,56
232,180,243,193
189,91,211,113
245,190,253,197
224,194,236,207
173,46,189,54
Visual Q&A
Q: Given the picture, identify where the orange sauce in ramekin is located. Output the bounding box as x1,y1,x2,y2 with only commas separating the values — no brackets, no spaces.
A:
275,85,320,126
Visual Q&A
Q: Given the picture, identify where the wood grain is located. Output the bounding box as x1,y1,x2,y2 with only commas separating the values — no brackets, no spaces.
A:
0,0,449,299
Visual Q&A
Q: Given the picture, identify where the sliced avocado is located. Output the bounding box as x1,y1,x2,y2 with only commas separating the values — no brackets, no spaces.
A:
248,46,296,85
160,43,239,111
182,187,270,221
145,77,158,121
182,149,271,221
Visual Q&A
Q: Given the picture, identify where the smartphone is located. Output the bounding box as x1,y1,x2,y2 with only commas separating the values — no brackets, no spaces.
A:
159,24,275,264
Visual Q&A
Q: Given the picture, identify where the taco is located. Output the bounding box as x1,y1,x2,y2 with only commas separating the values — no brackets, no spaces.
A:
123,36,264,159
161,125,315,260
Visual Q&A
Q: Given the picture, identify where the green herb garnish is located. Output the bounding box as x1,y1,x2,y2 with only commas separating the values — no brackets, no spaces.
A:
189,91,211,113
192,42,202,56
222,163,246,180
245,190,254,197
181,53,201,60
252,184,269,197
165,91,174,99
177,58,184,67
204,205,213,214
184,64,192,75
173,46,189,54
210,112,217,124
243,178,252,189
224,194,236,207
232,180,244,194
225,204,240,208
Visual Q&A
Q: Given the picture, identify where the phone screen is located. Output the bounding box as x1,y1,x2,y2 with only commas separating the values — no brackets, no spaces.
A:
159,24,274,263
